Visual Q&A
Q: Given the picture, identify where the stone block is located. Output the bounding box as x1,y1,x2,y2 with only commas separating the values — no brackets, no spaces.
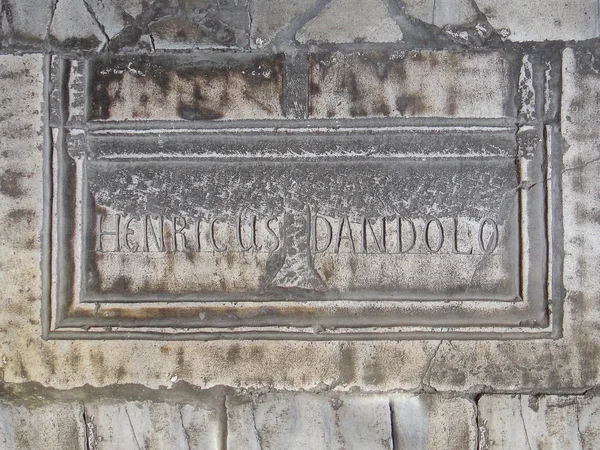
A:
296,0,404,43
478,395,600,449
88,53,284,120
476,0,599,42
403,0,479,27
48,0,108,51
250,0,319,47
3,0,54,43
227,393,393,449
84,401,222,450
391,395,477,450
309,50,514,118
0,402,86,450
148,0,250,49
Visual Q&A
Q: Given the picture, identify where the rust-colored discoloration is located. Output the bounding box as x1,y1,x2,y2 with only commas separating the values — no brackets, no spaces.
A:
89,55,284,121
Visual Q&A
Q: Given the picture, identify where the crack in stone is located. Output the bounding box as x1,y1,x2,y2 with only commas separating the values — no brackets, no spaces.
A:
574,401,585,448
420,340,443,388
82,0,110,50
125,406,142,450
82,404,98,450
270,0,332,48
0,0,14,36
178,407,192,450
388,399,397,450
47,0,59,40
518,396,533,450
250,400,264,450
221,395,229,450
519,156,600,192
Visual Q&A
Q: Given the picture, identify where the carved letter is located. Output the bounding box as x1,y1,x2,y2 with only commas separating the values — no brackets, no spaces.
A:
479,218,499,254
143,215,165,252
194,218,202,252
425,218,444,253
314,215,333,253
171,216,188,251
237,214,260,252
335,217,356,254
397,217,416,253
362,217,386,253
209,218,228,252
265,217,281,251
122,216,138,252
451,218,473,255
96,214,120,252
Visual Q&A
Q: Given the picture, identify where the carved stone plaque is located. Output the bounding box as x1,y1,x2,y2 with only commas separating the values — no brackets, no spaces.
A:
43,50,562,339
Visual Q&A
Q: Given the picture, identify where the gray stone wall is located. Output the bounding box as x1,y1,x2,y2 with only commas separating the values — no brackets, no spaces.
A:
1,0,600,448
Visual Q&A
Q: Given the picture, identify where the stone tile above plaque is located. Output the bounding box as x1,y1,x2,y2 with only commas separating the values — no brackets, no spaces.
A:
87,54,284,121
308,51,516,119
43,50,561,340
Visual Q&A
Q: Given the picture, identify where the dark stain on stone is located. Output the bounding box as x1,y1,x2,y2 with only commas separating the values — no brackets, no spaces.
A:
363,360,385,385
338,344,356,384
7,208,35,223
0,169,27,198
177,104,224,120
116,366,127,381
109,276,133,294
227,344,241,363
50,35,102,52
374,102,391,116
446,88,458,116
68,348,81,370
310,82,321,96
18,359,29,379
395,94,427,116
176,347,185,368
349,105,367,117
43,349,57,375
321,262,332,281
139,93,149,106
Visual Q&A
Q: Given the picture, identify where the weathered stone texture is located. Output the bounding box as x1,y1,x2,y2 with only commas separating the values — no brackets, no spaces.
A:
402,0,479,27
0,402,86,450
392,395,477,450
309,50,513,118
296,0,404,43
478,395,600,449
84,401,222,449
88,54,284,121
475,0,599,42
227,392,477,450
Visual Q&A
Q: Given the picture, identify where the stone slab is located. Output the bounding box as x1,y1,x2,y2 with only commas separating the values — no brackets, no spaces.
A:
476,0,599,42
478,395,600,449
392,395,477,450
0,402,86,450
227,392,394,449
0,41,598,398
308,51,516,118
87,54,284,121
84,401,222,450
45,49,559,339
